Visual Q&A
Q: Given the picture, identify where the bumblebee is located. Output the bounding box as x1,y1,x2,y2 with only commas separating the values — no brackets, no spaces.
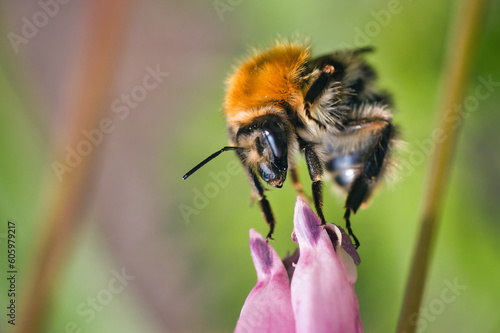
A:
183,40,397,248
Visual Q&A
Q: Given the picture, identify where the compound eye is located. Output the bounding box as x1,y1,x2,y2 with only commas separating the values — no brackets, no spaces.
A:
263,128,286,160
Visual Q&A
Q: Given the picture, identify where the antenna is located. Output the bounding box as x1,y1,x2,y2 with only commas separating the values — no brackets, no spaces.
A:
182,146,244,180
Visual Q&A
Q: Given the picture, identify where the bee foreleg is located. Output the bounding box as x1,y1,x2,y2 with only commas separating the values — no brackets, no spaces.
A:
251,172,276,240
242,169,274,241
235,151,276,240
304,145,326,225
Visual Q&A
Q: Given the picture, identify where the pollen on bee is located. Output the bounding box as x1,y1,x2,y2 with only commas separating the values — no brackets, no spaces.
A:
323,65,335,74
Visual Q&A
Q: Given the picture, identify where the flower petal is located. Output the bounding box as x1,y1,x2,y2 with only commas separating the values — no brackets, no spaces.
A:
235,229,295,333
291,196,363,333
326,223,361,267
325,223,358,286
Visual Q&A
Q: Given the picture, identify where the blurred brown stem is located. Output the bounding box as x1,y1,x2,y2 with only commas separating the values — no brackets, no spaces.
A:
19,1,131,332
396,0,488,332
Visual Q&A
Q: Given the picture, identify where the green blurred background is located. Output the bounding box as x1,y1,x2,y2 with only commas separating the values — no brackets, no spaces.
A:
0,0,499,332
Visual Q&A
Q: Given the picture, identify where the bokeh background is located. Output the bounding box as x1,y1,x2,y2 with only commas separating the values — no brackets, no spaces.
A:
0,0,499,332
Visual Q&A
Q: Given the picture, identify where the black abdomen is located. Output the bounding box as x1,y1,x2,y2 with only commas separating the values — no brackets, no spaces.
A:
325,152,363,191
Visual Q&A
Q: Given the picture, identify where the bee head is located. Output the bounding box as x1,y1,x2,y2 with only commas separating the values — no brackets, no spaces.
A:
236,114,289,188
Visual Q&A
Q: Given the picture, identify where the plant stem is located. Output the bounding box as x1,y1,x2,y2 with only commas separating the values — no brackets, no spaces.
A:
19,1,131,332
396,0,489,332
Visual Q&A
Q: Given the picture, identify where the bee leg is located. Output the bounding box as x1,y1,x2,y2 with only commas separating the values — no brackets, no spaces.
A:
343,208,360,249
235,151,276,240
290,165,312,204
304,145,327,225
246,168,276,240
249,191,257,206
343,122,395,249
251,172,276,240
303,65,335,128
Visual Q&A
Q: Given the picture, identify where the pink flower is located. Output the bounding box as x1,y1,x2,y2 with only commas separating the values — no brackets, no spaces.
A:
235,196,362,333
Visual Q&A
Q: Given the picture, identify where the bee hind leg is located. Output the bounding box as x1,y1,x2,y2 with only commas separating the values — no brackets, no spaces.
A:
343,121,396,248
